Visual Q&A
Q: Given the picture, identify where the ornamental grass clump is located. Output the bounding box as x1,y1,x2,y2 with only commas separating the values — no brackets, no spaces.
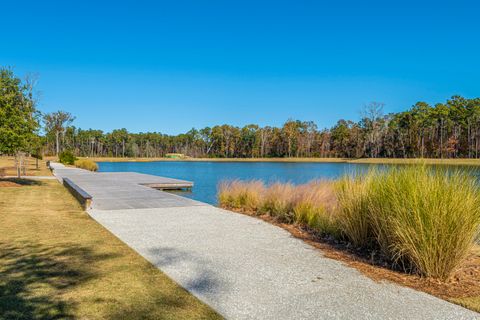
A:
293,181,339,236
335,172,375,248
259,182,296,221
366,166,480,279
218,179,339,232
217,180,265,211
74,159,98,172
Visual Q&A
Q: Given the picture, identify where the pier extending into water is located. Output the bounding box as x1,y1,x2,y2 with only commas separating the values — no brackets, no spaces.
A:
50,162,200,210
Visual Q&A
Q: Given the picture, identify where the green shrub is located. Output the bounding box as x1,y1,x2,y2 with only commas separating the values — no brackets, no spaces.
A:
59,150,77,165
74,159,98,172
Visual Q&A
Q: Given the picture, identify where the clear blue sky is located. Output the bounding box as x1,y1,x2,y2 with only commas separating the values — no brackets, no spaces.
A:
1,0,479,134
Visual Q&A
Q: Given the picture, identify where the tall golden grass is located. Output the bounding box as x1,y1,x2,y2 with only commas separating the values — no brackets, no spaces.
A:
292,181,339,236
218,166,480,279
74,159,98,172
260,182,296,221
217,180,265,211
218,179,337,234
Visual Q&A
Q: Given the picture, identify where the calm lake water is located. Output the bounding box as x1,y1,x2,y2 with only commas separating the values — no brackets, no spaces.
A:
98,161,480,204
98,161,386,204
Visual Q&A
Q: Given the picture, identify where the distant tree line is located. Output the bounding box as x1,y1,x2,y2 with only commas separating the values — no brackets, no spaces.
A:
2,67,480,160
41,96,480,159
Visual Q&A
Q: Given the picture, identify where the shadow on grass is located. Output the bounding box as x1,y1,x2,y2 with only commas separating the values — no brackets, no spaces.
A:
104,295,198,320
0,178,43,186
0,241,115,320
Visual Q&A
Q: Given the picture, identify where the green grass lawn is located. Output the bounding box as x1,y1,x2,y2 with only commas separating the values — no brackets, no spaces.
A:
0,180,222,319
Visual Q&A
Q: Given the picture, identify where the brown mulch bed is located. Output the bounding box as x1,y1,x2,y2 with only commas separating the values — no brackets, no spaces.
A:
226,207,480,302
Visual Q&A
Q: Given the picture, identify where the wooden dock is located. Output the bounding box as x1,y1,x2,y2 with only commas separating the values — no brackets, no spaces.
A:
50,162,202,210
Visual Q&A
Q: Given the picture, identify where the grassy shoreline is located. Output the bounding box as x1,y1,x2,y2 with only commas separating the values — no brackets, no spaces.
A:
49,156,480,166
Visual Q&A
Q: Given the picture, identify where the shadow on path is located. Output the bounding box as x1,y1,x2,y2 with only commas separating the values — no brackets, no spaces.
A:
148,246,224,298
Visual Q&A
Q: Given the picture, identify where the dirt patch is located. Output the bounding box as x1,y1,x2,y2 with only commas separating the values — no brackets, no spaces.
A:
226,207,480,305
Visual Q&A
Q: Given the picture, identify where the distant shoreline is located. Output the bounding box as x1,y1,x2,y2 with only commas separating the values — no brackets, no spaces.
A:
65,156,480,166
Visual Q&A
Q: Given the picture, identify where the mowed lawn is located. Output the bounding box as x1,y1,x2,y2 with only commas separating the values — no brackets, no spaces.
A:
0,180,222,319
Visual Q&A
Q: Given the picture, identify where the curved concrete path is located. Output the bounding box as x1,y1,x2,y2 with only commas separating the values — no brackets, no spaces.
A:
52,163,479,320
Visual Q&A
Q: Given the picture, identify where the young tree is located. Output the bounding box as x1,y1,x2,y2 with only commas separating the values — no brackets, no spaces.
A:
0,68,39,176
43,111,75,155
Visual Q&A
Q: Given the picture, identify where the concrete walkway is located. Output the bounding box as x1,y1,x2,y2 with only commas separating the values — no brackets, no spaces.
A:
51,163,479,320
